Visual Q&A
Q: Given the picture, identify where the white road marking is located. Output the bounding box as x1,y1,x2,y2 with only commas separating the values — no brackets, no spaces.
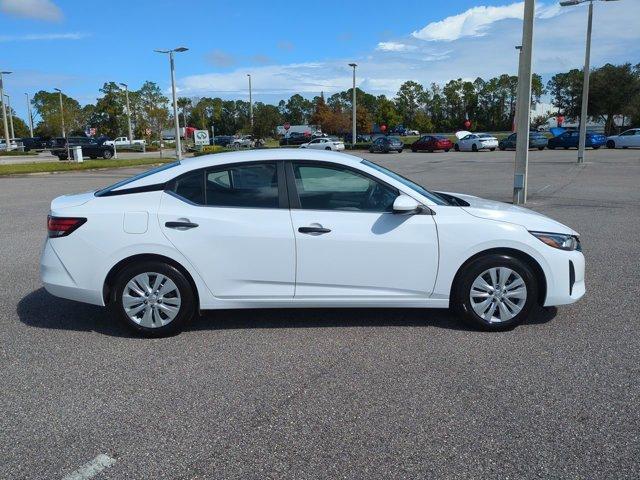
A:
62,454,116,480
536,184,552,194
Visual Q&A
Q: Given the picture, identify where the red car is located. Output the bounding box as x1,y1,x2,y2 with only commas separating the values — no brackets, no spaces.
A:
411,135,454,152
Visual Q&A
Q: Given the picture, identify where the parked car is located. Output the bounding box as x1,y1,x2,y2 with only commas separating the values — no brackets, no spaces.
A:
0,139,19,151
547,131,606,150
40,149,585,337
498,132,548,151
230,135,264,148
606,128,640,149
343,133,372,143
103,137,146,147
406,129,420,136
50,137,115,160
212,135,234,147
369,136,404,153
280,132,312,146
454,132,498,152
18,137,50,152
300,137,345,151
411,135,453,152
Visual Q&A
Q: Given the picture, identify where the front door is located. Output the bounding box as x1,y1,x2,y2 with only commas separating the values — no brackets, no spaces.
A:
159,161,295,299
287,161,439,299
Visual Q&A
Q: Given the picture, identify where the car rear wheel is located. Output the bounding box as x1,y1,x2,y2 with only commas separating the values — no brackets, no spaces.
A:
57,155,67,161
452,254,538,331
103,149,113,159
325,146,331,150
397,149,403,153
454,144,460,152
606,140,615,149
592,145,600,150
538,146,545,150
444,149,450,152
489,147,496,151
112,261,196,337
499,146,506,151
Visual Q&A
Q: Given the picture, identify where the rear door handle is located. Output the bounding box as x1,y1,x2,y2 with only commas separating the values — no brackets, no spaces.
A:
165,221,199,230
298,226,331,235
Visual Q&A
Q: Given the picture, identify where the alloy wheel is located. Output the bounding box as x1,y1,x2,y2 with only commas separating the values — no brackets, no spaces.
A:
469,267,527,323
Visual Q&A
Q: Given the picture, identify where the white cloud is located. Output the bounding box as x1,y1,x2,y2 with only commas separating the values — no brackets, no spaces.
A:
412,1,564,42
0,32,87,42
376,42,416,52
0,0,62,22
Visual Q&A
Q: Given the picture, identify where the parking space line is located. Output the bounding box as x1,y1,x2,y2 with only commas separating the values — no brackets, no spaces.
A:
62,454,116,480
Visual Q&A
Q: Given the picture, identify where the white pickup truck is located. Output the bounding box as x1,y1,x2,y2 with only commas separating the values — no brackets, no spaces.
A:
103,137,146,147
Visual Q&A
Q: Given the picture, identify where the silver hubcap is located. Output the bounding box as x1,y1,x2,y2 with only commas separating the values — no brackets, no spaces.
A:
122,272,181,328
470,267,527,323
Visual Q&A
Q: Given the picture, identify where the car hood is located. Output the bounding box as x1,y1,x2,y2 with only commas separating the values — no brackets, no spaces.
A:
442,192,576,235
50,190,96,211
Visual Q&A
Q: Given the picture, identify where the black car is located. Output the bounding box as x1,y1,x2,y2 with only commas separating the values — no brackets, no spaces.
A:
50,137,115,160
369,136,404,153
279,132,312,146
212,135,233,147
18,137,51,152
343,133,372,143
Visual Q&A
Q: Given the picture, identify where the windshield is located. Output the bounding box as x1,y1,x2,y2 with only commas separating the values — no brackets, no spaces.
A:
95,161,180,196
361,160,449,205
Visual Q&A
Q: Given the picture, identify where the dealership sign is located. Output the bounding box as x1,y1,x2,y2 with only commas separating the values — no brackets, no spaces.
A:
194,130,210,146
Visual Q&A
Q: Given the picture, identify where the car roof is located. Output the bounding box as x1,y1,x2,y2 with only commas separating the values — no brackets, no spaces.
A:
113,149,365,191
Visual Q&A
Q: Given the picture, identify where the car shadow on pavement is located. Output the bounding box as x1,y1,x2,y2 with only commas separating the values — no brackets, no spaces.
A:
18,288,557,337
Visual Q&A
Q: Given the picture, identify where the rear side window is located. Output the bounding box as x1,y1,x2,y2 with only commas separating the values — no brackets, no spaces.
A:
206,163,278,208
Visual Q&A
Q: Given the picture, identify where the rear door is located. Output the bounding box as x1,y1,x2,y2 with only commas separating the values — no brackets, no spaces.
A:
158,161,296,299
287,161,439,299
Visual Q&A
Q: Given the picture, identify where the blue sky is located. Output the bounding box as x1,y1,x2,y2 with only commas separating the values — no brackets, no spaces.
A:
1,0,639,121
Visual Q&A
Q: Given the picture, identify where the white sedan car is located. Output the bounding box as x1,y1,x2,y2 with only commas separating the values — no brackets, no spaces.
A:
455,131,499,152
606,128,640,149
41,150,585,336
300,137,345,151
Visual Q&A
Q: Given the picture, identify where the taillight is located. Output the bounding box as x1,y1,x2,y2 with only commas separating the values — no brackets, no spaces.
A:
47,216,86,238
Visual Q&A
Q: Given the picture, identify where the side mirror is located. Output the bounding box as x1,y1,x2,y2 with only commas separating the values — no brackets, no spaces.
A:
392,194,422,214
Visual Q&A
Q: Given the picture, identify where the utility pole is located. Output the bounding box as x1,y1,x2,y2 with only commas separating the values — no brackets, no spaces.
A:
154,47,189,160
349,63,357,146
25,93,34,137
247,74,253,131
0,71,12,151
513,0,535,205
119,83,133,144
4,94,15,139
54,88,66,137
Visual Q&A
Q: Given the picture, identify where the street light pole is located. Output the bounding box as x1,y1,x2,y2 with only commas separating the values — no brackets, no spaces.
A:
0,71,12,151
560,0,620,163
25,93,34,137
512,0,535,205
154,47,189,160
349,63,357,146
4,94,15,139
54,88,66,138
119,82,133,144
247,74,253,131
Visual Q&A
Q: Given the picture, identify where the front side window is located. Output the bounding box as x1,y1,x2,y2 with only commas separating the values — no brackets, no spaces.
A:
292,163,398,212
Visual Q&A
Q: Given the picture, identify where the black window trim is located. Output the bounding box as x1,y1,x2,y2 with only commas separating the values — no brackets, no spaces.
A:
284,159,401,213
166,160,289,210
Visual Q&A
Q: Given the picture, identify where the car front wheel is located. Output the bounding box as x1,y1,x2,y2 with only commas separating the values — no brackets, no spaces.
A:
103,149,113,159
112,261,196,337
452,254,537,331
606,140,615,149
472,144,478,152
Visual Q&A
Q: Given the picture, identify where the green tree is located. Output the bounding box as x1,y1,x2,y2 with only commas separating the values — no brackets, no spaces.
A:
395,81,427,129
91,82,127,138
32,90,84,137
547,69,583,118
252,102,282,138
373,95,401,129
283,94,313,124
177,97,192,128
136,81,169,143
589,63,640,134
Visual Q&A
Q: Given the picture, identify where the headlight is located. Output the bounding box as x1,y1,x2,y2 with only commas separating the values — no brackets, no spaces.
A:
530,231,581,251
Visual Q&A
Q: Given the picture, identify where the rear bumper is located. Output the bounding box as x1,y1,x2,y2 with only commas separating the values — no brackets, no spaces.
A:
40,239,104,305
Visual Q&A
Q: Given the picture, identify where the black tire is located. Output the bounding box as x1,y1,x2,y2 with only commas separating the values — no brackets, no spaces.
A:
411,148,417,153
489,147,496,151
103,149,113,159
428,149,434,153
548,145,555,150
369,148,374,153
472,143,478,152
444,149,450,152
499,146,506,151
454,143,460,152
564,146,569,150
606,140,615,149
592,145,600,150
90,156,97,159
58,155,67,161
451,254,538,331
538,146,545,151
112,261,196,337
398,149,403,153
325,146,331,150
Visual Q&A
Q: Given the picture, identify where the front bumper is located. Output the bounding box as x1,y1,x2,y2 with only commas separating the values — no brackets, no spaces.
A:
543,249,585,306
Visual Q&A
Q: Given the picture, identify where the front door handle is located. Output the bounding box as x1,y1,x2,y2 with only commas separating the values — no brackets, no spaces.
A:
298,226,331,235
165,221,199,230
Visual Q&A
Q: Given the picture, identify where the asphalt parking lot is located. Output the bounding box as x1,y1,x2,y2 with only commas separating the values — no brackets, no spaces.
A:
1,148,639,479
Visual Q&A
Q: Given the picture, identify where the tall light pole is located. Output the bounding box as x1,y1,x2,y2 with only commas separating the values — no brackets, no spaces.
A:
54,88,66,138
25,93,34,137
349,63,357,146
247,74,253,131
155,47,188,160
560,0,619,164
4,94,15,139
512,0,535,205
0,71,11,150
119,82,133,143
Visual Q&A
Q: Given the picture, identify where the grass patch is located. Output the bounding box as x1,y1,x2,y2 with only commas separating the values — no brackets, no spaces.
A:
0,157,172,176
0,150,38,156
